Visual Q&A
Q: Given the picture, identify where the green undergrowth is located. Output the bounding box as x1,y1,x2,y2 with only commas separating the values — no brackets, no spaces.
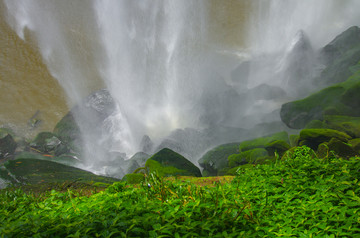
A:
1,146,360,237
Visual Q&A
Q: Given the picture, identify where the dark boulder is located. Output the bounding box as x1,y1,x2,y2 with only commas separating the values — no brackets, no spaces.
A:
0,128,17,160
198,143,240,177
145,148,201,177
298,128,351,150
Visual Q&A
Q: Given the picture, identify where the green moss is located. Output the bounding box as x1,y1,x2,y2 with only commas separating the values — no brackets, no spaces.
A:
289,135,300,147
1,158,118,186
147,148,201,177
145,159,186,177
53,112,81,153
281,62,360,129
299,128,351,150
122,173,145,184
228,148,268,168
239,131,289,152
198,143,240,176
265,140,291,156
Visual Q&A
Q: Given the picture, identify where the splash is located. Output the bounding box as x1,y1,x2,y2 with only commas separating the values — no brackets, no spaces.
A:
3,0,360,175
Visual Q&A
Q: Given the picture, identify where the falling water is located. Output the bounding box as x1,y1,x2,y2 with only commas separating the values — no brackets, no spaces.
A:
2,0,360,175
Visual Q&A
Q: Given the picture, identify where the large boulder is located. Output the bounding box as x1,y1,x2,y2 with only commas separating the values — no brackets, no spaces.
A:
145,148,201,177
30,132,67,155
238,131,289,152
198,143,240,177
306,115,360,138
320,26,360,66
317,26,360,86
53,89,116,156
280,68,360,129
0,128,17,160
0,158,119,186
228,148,268,168
298,128,351,150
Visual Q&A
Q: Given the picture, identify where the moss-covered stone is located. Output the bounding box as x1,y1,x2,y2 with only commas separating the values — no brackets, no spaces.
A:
53,112,81,153
0,158,119,186
30,132,66,155
145,148,201,177
265,140,291,156
349,138,360,153
327,138,358,158
198,143,240,177
228,148,268,168
225,164,255,176
122,173,144,184
289,135,300,147
298,128,351,150
239,131,289,152
280,62,360,129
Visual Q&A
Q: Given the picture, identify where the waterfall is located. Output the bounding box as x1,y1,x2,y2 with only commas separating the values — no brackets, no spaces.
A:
3,0,360,175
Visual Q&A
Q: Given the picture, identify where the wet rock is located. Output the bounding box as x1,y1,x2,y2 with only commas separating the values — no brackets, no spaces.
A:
145,148,201,177
0,128,17,159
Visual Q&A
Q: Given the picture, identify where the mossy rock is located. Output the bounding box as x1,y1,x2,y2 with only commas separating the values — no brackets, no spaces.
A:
265,140,291,156
305,115,360,139
317,138,357,158
53,112,81,153
228,148,268,168
30,132,67,155
145,148,201,177
198,143,240,176
281,62,360,129
349,138,360,153
0,158,119,186
320,26,360,65
289,134,300,147
327,138,358,158
298,129,351,150
122,173,144,184
239,131,289,152
0,130,17,159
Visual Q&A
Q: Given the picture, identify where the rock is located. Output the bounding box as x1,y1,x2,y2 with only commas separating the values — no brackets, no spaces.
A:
53,89,117,156
228,148,268,168
298,128,351,150
129,152,150,168
140,135,153,154
349,138,360,154
265,140,291,156
145,148,201,177
239,131,289,152
0,128,17,159
305,115,360,138
0,158,119,186
247,84,287,101
280,66,360,129
281,30,316,96
316,26,360,86
327,138,357,158
198,143,240,177
30,132,66,155
320,26,360,66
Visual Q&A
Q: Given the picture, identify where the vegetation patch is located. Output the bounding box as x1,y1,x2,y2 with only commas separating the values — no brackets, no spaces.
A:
1,146,359,237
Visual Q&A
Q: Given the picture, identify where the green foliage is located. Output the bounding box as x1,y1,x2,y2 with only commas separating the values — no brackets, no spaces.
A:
1,146,360,237
299,128,351,150
121,173,145,184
